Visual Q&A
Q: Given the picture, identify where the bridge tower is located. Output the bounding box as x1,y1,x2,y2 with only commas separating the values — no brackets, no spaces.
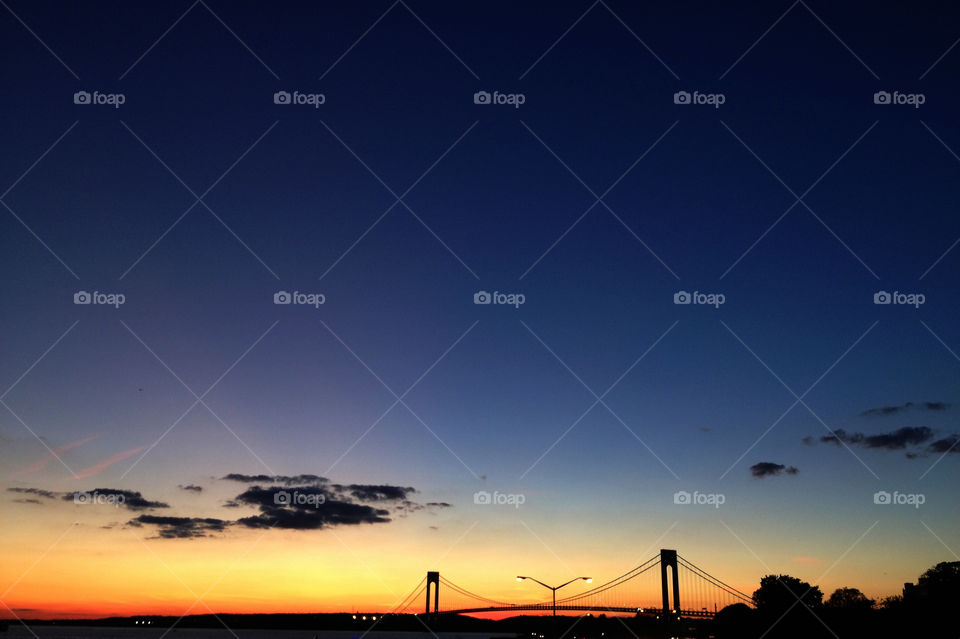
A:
660,549,680,614
425,571,439,616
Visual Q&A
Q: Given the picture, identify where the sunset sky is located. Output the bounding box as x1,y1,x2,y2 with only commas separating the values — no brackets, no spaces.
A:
2,0,960,621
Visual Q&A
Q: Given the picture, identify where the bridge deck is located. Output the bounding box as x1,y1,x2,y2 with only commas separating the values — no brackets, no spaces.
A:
438,605,715,618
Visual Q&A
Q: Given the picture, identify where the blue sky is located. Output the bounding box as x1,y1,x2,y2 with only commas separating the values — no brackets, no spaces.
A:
2,0,959,616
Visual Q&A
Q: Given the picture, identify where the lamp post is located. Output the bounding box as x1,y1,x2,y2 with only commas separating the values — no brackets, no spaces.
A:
515,575,592,618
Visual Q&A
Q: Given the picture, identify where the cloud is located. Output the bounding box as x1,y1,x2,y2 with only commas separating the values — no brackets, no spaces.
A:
221,474,327,485
820,426,934,450
750,462,799,478
221,473,275,483
860,401,950,417
16,472,445,539
334,484,415,502
230,484,391,529
15,434,99,476
71,446,147,479
62,488,169,511
7,487,58,500
927,435,960,454
129,515,229,539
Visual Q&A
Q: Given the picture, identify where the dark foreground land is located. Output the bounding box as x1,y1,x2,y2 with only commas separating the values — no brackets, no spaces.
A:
10,608,960,639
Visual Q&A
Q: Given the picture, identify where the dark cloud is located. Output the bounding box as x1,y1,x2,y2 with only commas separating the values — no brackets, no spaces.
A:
928,436,960,454
860,401,950,417
222,473,276,483
129,515,229,539
801,436,815,446
820,427,934,450
236,505,391,530
62,488,169,511
13,498,42,504
335,484,416,502
751,462,799,478
7,487,58,500
221,474,327,486
20,473,443,538
231,484,391,529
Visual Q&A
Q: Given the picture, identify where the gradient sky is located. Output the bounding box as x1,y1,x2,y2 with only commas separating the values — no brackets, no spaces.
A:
2,0,960,621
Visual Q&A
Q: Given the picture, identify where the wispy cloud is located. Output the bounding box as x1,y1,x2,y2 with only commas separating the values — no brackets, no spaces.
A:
860,401,950,417
71,446,147,479
819,426,934,450
14,434,99,476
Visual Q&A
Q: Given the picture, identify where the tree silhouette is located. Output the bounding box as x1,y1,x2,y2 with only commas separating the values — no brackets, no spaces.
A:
753,574,823,613
825,587,874,610
752,575,824,638
916,560,960,604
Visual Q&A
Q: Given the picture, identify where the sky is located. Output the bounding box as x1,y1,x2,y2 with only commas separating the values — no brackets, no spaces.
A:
1,0,960,621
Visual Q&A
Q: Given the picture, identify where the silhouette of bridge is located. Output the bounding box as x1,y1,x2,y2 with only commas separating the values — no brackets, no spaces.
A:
387,550,753,620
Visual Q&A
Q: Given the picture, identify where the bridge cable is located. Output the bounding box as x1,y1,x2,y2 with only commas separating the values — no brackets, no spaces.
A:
677,556,752,603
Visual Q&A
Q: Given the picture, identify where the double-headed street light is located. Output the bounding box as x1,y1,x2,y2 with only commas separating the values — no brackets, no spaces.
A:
515,575,592,618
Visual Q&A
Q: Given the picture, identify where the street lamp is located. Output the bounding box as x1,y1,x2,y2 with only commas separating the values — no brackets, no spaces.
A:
515,576,592,618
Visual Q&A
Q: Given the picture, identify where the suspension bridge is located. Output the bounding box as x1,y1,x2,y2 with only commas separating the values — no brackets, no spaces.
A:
385,550,753,620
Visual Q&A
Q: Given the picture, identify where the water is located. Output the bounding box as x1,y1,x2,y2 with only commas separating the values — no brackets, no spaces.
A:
4,628,515,639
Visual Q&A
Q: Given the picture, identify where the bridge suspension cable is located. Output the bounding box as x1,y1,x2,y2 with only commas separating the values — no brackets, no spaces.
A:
555,554,661,603
417,549,753,619
677,555,753,604
439,576,513,607
386,575,427,614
